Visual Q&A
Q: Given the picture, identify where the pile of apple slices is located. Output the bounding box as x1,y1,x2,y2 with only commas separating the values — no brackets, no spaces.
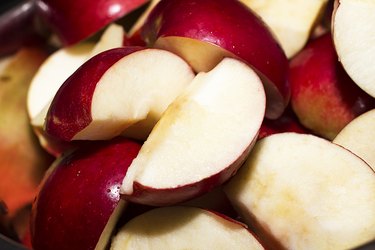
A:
2,0,372,249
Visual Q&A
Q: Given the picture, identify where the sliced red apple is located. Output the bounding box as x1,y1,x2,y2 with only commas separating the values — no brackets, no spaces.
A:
35,0,148,45
240,0,328,58
333,109,375,171
111,206,265,249
289,33,375,140
30,138,141,250
332,0,375,98
45,47,195,141
89,23,125,57
121,58,265,206
224,133,375,250
141,0,289,119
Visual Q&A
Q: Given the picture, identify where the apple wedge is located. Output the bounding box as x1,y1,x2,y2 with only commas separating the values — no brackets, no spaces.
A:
45,47,195,141
334,109,375,171
31,138,141,250
111,206,265,249
141,0,289,119
240,0,328,58
332,0,375,98
289,33,375,140
121,58,265,206
35,0,148,45
224,133,375,250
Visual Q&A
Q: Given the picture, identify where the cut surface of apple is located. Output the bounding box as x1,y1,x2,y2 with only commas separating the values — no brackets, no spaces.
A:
27,42,94,122
240,0,328,58
31,138,141,250
141,0,289,119
111,206,264,250
45,47,194,141
334,109,375,171
332,0,375,98
224,133,375,250
121,58,265,206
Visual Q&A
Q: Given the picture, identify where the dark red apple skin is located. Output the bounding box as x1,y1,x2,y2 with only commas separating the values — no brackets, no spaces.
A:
35,0,148,45
30,138,141,250
122,138,257,206
141,0,289,114
258,107,309,139
0,1,46,57
289,33,375,140
45,47,143,142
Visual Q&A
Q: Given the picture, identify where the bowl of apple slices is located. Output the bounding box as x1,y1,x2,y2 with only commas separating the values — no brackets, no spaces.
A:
1,0,375,249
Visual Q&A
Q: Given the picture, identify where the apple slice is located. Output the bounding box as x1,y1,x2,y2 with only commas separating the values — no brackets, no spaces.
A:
334,109,375,171
239,0,328,58
289,33,375,140
332,0,375,98
111,206,265,249
35,0,148,45
89,23,125,57
141,0,289,119
121,58,265,206
45,47,195,141
224,133,375,250
27,42,95,122
31,138,141,250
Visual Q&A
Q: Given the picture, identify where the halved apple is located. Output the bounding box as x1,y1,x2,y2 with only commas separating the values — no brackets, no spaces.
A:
141,0,289,119
121,58,265,206
334,109,375,171
31,138,141,250
224,133,375,250
111,206,265,249
44,47,195,141
332,0,375,98
240,0,328,58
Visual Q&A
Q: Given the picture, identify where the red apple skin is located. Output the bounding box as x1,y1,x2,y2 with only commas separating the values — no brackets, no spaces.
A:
45,47,143,142
141,0,289,117
35,0,148,45
30,138,141,250
289,33,375,140
0,1,46,57
122,140,256,206
258,107,309,139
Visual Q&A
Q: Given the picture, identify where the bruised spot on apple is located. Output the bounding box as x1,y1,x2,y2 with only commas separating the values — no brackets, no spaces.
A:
289,33,375,140
224,133,375,250
30,138,141,250
44,47,195,141
111,206,265,249
121,58,266,206
141,0,289,119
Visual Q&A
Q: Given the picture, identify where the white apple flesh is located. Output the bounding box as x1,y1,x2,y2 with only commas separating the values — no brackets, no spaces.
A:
141,0,289,119
121,57,266,206
334,109,375,171
44,47,195,141
332,0,375,98
224,133,375,250
240,0,328,58
111,206,265,250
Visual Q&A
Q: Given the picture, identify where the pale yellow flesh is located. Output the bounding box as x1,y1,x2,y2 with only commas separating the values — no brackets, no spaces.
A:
27,43,94,121
110,206,264,250
90,23,125,57
128,0,161,37
240,0,328,58
333,0,375,97
334,109,375,171
224,133,375,250
121,58,265,193
73,49,195,140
